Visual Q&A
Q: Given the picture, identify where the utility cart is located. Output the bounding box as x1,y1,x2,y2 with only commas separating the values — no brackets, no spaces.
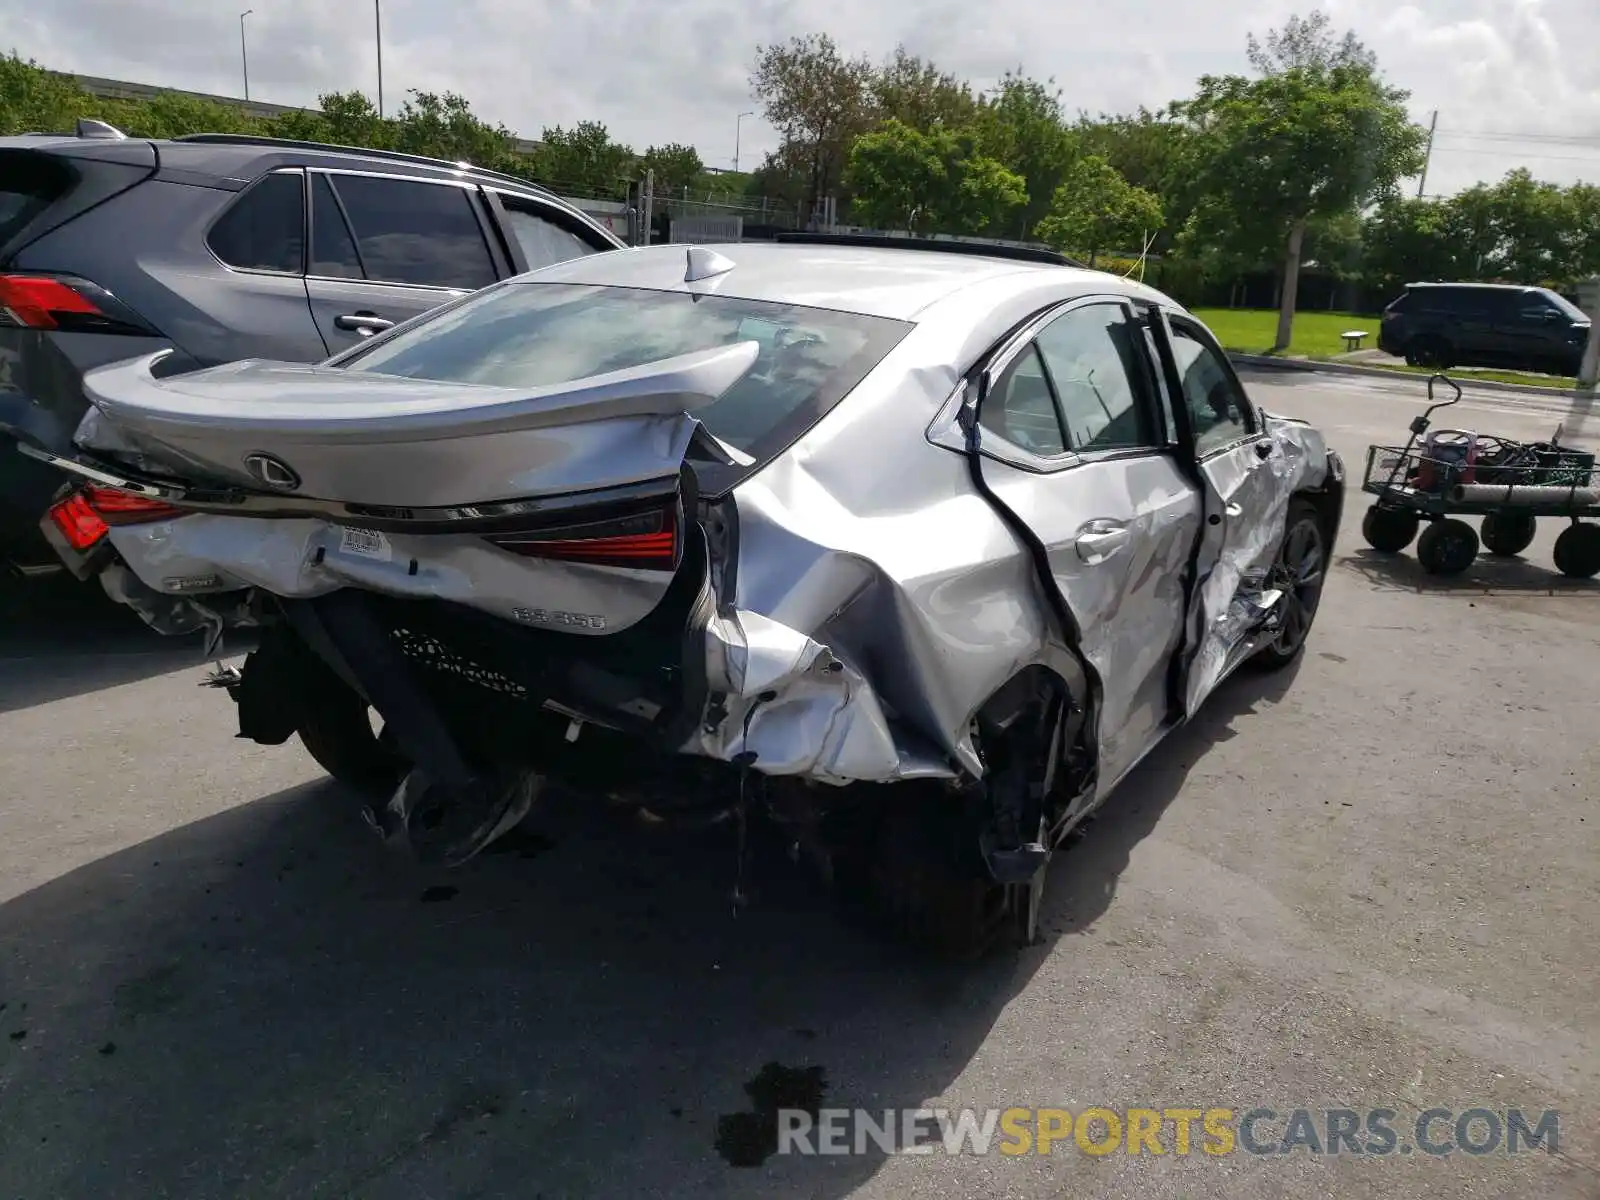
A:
1360,374,1600,578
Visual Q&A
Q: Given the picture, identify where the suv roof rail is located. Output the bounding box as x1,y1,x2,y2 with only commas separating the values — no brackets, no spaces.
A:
76,118,128,140
773,231,1085,268
171,133,556,194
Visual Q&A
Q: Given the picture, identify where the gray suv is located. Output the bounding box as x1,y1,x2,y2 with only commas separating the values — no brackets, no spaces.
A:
0,124,625,585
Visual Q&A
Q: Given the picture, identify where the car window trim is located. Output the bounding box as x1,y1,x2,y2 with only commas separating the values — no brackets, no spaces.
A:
316,167,498,292
971,295,1169,474
307,168,368,281
484,187,618,268
200,165,307,279
1160,309,1261,459
1129,299,1180,447
984,341,1074,460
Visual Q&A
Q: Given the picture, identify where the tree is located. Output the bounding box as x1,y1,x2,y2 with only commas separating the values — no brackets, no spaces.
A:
1482,169,1578,284
1176,18,1426,348
750,34,878,218
1034,155,1163,265
1361,196,1458,293
843,118,1023,235
390,91,516,169
1247,10,1379,76
843,119,947,232
0,54,102,135
952,154,1029,234
1071,108,1196,250
870,46,978,131
1567,184,1600,280
639,143,704,196
269,91,389,148
971,71,1077,236
533,121,636,199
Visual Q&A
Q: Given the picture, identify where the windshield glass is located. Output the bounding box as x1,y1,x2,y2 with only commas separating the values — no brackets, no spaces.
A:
339,282,912,469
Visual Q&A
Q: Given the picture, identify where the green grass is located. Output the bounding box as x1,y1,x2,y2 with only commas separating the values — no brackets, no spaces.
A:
1329,362,1580,390
1191,307,1379,358
1193,306,1582,391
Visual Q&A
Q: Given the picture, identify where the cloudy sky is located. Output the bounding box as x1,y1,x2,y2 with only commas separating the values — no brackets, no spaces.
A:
1,0,1596,196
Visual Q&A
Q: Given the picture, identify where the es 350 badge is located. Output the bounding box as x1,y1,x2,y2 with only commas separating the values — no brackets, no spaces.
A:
511,607,608,631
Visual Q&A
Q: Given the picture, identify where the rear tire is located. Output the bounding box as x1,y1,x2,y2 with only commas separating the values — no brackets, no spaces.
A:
1416,518,1479,576
297,692,409,798
1411,337,1453,369
869,788,1011,961
1362,505,1419,553
1480,511,1537,557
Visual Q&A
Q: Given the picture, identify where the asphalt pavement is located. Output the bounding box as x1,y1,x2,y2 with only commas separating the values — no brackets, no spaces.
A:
0,371,1596,1199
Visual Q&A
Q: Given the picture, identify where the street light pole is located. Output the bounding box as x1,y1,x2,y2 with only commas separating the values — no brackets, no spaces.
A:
735,111,753,174
374,0,384,119
239,9,253,101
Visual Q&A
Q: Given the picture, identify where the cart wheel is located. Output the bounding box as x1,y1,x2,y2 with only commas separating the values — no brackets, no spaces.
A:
1416,519,1479,576
1362,506,1420,553
1552,523,1600,580
1480,511,1537,557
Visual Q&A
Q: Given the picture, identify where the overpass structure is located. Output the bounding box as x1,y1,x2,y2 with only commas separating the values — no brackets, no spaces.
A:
71,73,545,156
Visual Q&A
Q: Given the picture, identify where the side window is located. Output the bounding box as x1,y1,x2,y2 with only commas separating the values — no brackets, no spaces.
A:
309,173,363,279
1034,303,1155,452
1169,325,1255,457
327,175,496,290
207,170,304,274
981,343,1067,456
497,197,599,272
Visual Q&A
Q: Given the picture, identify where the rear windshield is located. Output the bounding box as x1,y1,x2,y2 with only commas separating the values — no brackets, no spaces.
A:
0,151,74,246
338,281,913,486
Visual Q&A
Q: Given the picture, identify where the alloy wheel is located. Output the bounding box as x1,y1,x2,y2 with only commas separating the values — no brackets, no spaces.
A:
1271,516,1326,656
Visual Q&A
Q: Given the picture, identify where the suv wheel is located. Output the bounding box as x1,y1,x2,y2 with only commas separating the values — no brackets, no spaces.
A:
1411,336,1453,369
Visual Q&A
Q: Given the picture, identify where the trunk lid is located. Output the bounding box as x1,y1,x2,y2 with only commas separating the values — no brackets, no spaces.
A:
77,341,758,508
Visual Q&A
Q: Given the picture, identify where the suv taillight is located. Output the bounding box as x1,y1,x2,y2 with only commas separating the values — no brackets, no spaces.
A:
47,485,185,551
0,273,158,335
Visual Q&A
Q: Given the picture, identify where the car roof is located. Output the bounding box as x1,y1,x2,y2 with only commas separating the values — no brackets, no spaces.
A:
155,135,555,192
509,241,1138,321
0,129,561,197
1405,281,1541,292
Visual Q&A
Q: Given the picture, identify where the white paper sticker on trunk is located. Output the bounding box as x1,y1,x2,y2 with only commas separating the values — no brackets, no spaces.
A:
338,526,392,562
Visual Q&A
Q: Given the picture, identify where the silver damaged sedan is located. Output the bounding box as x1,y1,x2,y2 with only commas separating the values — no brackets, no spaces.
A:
11,236,1344,956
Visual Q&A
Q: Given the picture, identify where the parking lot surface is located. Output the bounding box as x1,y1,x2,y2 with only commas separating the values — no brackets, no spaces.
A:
1,371,1596,1199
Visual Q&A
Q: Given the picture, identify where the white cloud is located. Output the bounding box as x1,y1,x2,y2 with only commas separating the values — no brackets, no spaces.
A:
0,0,1595,193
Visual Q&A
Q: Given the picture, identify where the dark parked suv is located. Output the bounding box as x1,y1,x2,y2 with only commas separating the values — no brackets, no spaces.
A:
1378,281,1592,376
0,122,625,586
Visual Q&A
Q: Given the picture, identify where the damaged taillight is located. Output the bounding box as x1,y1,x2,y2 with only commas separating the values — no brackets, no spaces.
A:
82,485,185,526
484,500,681,571
47,491,109,551
47,485,185,551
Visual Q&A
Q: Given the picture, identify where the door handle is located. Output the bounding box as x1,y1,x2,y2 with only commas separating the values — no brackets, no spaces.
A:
1075,521,1132,564
334,312,395,335
1253,438,1275,460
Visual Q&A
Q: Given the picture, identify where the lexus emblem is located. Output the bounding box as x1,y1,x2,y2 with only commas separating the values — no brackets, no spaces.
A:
243,452,301,490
